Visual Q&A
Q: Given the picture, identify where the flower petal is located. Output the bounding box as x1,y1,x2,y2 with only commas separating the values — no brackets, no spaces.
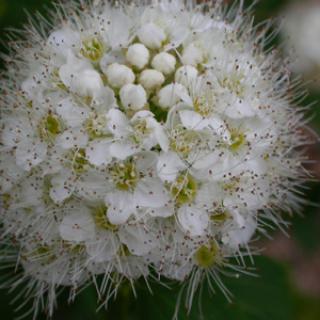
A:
107,108,130,137
157,151,186,182
59,207,95,242
105,191,136,224
110,141,136,160
86,140,113,166
56,128,88,149
56,98,89,127
177,205,209,236
119,225,157,256
134,177,170,208
86,230,119,262
49,170,75,204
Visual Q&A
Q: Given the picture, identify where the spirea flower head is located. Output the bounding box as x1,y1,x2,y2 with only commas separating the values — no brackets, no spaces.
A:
0,0,310,317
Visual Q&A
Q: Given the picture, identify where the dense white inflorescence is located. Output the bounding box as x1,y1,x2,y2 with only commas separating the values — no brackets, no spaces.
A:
0,0,309,316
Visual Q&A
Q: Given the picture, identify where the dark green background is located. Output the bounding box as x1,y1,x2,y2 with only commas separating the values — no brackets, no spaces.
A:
0,1,320,319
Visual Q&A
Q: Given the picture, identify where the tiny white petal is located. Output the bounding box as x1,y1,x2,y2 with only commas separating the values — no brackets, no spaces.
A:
47,28,80,57
177,205,209,236
157,151,186,182
49,171,74,204
86,140,113,166
105,191,136,224
107,108,130,137
137,23,166,49
16,141,47,171
119,225,157,256
110,141,136,160
56,128,88,149
134,177,170,208
59,208,95,242
56,98,89,127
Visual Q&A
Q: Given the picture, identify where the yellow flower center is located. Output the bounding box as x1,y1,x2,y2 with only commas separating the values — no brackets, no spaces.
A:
93,205,118,231
110,160,138,191
171,173,198,205
194,241,220,268
132,119,152,143
85,114,111,140
170,127,200,157
71,148,90,174
39,113,61,142
220,73,245,98
80,37,105,62
210,209,230,223
230,130,245,152
194,95,215,117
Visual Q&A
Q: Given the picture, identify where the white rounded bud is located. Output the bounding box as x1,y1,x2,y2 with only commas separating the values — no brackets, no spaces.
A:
158,83,188,109
139,69,165,90
175,65,198,87
105,63,135,88
181,43,204,66
126,43,150,69
152,52,176,75
137,23,166,49
120,84,147,110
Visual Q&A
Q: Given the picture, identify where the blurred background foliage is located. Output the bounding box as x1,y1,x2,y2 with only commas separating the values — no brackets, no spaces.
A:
0,0,319,319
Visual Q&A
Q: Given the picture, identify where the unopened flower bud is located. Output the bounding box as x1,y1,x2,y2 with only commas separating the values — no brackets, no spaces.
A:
120,84,147,110
126,43,150,69
152,52,176,75
158,83,188,109
139,69,165,90
105,63,135,88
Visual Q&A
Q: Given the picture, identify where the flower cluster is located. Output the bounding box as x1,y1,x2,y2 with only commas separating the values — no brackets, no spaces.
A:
0,0,308,316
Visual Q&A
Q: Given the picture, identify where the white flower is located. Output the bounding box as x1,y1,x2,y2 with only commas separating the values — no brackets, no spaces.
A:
59,52,104,98
104,63,135,88
120,84,147,110
0,0,310,316
137,23,166,49
126,44,150,69
105,153,170,224
151,52,176,75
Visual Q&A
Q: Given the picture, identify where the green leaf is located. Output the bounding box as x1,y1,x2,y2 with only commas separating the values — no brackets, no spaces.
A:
128,256,295,320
